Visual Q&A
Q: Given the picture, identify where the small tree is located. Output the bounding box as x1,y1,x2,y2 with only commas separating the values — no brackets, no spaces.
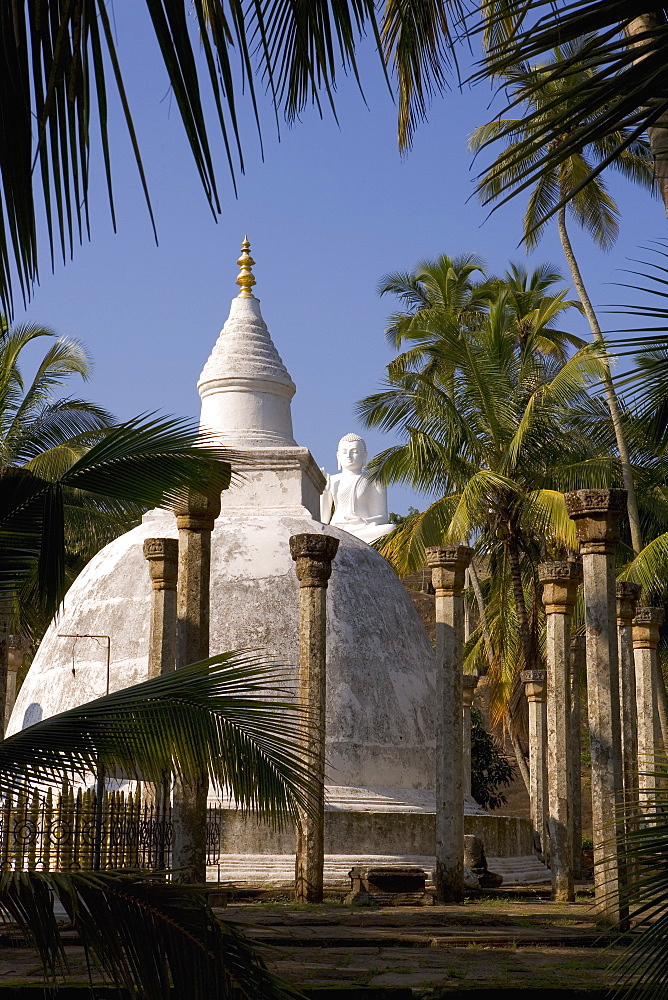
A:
471,707,516,811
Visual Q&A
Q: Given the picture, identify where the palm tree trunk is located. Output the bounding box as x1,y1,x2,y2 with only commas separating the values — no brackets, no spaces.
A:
509,722,531,795
506,530,533,796
506,530,533,670
626,16,668,217
469,560,493,674
557,206,644,556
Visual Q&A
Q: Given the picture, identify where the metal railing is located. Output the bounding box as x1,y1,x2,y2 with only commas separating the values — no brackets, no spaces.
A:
0,784,222,872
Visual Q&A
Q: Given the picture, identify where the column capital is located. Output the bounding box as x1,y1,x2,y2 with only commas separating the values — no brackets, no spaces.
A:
173,489,221,532
7,635,29,672
615,581,641,625
462,674,478,709
633,606,665,650
538,561,582,615
8,635,29,652
143,537,179,590
521,668,547,702
564,489,627,554
426,545,473,597
290,533,339,588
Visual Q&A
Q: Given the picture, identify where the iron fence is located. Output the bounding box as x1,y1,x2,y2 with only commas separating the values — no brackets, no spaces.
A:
0,784,222,872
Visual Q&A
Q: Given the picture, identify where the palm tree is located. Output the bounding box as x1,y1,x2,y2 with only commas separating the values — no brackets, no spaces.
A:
480,5,668,216
491,261,584,361
379,254,584,361
470,40,656,556
607,751,668,1000
0,321,119,633
358,268,607,772
0,651,316,998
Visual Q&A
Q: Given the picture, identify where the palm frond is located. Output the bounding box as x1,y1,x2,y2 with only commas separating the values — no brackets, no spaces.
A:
0,866,299,1000
2,652,316,824
477,6,665,225
0,414,235,609
619,533,668,603
612,751,668,1000
381,0,461,150
376,493,460,573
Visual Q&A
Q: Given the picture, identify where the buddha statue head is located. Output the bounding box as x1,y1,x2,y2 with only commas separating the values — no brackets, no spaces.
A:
337,433,367,473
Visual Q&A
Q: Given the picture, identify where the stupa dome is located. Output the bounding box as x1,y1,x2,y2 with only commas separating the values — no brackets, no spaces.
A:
10,242,438,801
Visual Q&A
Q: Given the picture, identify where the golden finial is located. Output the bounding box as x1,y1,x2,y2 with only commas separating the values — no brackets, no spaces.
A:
236,236,256,297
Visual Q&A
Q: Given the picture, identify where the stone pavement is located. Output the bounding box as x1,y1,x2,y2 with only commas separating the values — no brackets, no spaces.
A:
207,853,550,889
222,898,626,993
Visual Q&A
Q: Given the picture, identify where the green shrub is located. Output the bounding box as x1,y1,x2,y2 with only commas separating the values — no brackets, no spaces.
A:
471,707,516,810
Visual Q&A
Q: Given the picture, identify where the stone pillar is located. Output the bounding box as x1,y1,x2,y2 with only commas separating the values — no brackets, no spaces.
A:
633,607,664,816
5,635,28,733
565,488,627,924
171,490,221,883
290,533,339,904
616,582,641,826
521,669,548,860
538,561,581,901
462,675,478,799
569,636,585,880
0,603,11,740
426,544,473,904
143,538,179,679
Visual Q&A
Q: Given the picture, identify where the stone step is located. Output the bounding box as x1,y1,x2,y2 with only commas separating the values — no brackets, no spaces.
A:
206,853,550,888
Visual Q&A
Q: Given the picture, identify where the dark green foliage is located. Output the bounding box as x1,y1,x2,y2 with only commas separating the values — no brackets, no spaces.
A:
0,652,316,997
0,870,300,999
470,707,516,810
613,753,668,1000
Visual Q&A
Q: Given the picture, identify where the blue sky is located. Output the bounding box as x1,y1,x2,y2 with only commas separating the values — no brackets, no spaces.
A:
13,4,663,515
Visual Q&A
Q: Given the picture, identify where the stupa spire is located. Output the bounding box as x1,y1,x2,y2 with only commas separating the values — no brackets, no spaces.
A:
236,237,256,298
197,238,297,448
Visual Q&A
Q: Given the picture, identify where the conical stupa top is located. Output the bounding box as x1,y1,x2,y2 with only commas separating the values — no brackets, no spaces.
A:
197,239,297,447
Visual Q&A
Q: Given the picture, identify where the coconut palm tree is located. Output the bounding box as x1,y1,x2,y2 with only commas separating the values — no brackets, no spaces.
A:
480,5,668,216
379,254,585,362
470,39,657,556
0,322,119,630
358,274,608,764
0,650,315,999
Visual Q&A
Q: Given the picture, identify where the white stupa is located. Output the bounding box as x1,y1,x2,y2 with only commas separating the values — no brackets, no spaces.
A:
10,242,442,825
9,241,536,858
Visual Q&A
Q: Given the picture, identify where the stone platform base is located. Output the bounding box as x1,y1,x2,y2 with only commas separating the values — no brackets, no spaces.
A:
206,853,550,888
215,809,533,858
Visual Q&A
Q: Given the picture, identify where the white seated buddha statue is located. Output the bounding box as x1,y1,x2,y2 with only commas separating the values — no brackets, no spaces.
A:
320,433,395,544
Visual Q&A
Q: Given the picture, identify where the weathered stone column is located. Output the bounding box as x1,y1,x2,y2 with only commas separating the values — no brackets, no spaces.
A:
616,582,641,826
633,607,664,816
565,488,627,924
5,635,28,733
569,636,585,880
171,490,221,883
143,538,179,679
538,561,581,901
462,675,478,799
290,533,339,904
426,544,473,904
521,669,548,860
0,602,11,740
